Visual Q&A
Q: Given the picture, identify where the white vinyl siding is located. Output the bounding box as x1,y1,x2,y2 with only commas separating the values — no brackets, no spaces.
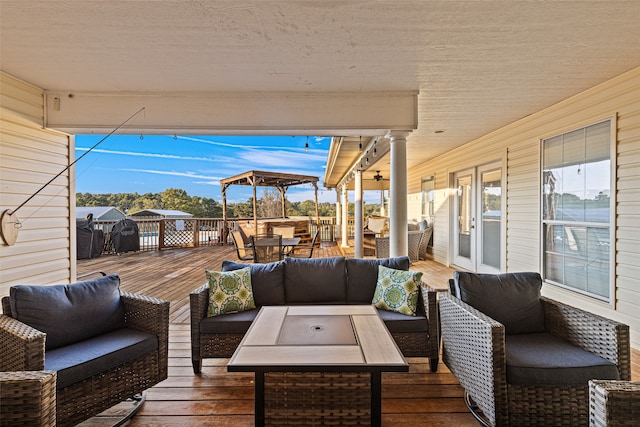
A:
407,66,640,349
0,72,74,298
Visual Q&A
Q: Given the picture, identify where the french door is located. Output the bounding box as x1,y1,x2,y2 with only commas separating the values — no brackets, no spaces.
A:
452,162,503,273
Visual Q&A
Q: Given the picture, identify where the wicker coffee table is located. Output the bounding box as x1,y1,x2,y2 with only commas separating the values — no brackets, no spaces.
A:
227,305,408,427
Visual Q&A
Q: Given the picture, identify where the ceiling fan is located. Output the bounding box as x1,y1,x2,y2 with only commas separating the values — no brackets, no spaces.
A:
373,171,386,181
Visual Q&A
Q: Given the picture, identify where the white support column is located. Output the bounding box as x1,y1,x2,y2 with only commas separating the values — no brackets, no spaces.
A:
354,169,364,258
335,188,342,241
389,131,409,257
341,184,349,248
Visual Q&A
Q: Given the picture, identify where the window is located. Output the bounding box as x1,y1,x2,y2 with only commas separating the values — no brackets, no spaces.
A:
421,175,435,225
542,120,612,301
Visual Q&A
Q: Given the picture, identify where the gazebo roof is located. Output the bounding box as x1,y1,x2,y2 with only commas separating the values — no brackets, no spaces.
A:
220,170,319,189
220,170,320,229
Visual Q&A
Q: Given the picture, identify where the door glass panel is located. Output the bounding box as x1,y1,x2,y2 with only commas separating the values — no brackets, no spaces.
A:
481,169,501,269
457,175,472,259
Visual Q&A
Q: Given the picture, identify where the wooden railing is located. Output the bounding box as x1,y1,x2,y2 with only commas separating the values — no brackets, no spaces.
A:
90,217,347,255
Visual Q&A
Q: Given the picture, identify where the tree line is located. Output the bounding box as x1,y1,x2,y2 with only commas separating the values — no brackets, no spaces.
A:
77,188,382,219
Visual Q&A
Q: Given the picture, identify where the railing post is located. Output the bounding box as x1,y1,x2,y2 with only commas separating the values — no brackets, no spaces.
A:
159,219,165,250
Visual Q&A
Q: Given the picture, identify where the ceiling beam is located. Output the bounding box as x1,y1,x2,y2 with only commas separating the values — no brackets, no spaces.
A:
44,91,418,136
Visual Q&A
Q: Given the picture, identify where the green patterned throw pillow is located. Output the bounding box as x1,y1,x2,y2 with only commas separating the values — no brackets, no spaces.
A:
206,267,255,317
372,265,423,316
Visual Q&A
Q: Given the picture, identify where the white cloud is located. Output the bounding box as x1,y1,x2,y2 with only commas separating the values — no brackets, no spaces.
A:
122,168,221,182
75,147,220,162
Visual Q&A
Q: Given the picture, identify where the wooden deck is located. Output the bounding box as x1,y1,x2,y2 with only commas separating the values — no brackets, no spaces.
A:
77,243,480,426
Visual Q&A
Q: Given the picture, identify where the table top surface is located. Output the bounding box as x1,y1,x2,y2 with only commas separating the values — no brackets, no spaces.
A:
282,237,301,246
227,305,408,372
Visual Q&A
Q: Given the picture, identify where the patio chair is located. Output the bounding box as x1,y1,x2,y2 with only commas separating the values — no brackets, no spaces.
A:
231,230,254,261
0,274,169,427
408,230,422,262
375,232,421,262
251,233,283,263
375,236,389,258
365,215,389,236
272,225,295,238
418,226,433,260
439,271,630,427
287,230,319,258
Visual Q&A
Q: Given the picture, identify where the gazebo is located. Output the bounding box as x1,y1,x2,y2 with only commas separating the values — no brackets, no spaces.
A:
220,170,320,242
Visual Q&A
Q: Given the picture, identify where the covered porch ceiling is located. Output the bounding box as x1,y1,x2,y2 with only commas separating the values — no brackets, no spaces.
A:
2,1,640,191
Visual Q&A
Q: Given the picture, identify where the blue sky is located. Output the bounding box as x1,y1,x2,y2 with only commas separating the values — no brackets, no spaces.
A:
74,134,338,204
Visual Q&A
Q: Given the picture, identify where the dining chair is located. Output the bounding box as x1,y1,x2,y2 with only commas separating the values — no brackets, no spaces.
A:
251,234,283,263
231,230,254,261
287,230,318,258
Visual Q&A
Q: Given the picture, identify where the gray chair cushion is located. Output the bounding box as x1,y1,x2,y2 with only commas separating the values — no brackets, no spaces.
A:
345,256,411,304
222,260,285,306
45,328,157,389
199,309,259,334
505,333,620,386
453,271,545,334
377,308,429,333
9,274,126,350
284,257,347,304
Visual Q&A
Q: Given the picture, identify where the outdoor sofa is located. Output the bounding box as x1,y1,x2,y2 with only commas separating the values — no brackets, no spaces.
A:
190,256,440,373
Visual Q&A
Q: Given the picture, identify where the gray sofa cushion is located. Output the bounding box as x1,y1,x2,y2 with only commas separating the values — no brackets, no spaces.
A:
345,256,411,304
221,260,285,306
9,274,126,350
453,271,545,334
377,308,429,333
505,333,620,386
284,257,347,304
200,309,259,334
45,328,157,389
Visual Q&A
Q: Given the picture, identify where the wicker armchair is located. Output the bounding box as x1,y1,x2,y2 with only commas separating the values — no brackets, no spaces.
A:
1,281,169,427
417,226,432,260
375,231,423,262
440,272,630,427
375,236,390,258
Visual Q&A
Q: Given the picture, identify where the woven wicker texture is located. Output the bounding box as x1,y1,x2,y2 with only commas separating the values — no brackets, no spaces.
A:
264,372,371,426
408,231,422,262
190,281,441,373
417,227,432,260
439,292,631,427
375,237,389,258
589,380,640,427
0,292,169,427
0,370,56,427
